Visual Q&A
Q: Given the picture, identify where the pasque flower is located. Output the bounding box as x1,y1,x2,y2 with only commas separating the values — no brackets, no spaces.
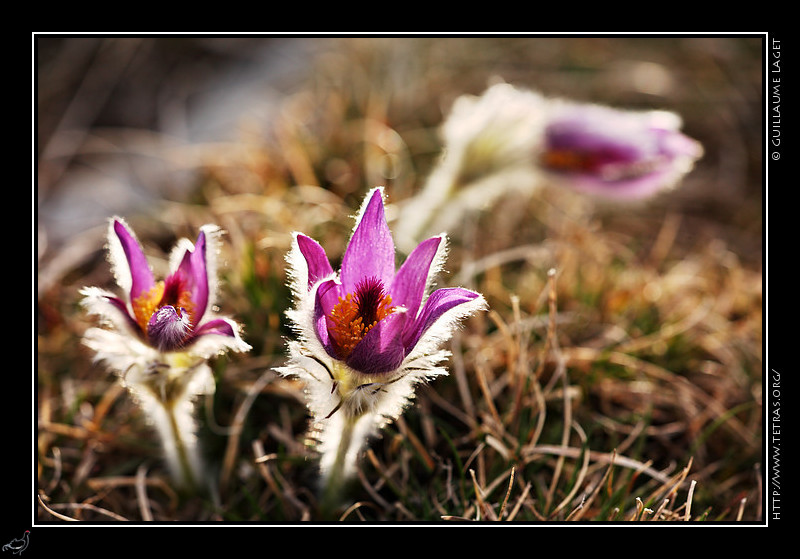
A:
278,187,485,509
538,101,703,200
81,217,250,489
394,82,703,250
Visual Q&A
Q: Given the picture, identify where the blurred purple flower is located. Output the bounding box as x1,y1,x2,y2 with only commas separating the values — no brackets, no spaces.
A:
394,83,704,248
539,103,703,200
82,218,249,355
80,217,249,489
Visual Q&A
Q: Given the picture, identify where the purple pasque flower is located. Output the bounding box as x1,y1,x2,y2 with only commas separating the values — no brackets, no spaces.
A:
82,217,249,357
81,218,249,489
281,187,485,420
539,103,703,200
393,83,703,251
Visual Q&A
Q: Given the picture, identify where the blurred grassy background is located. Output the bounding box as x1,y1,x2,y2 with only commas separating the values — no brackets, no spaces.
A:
35,35,763,524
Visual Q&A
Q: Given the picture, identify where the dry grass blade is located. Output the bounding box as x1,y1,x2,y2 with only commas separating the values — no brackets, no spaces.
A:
629,497,645,521
251,439,307,518
685,480,698,521
469,468,492,521
339,501,381,521
43,447,62,494
549,422,590,519
475,359,504,435
135,464,153,521
489,309,518,388
219,371,273,495
651,498,670,521
644,457,694,508
395,416,435,471
564,495,587,521
86,381,125,431
542,268,573,515
568,450,616,521
736,498,748,521
450,333,478,424
37,495,78,522
498,466,515,520
523,445,674,486
38,494,129,521
505,480,533,521
357,464,393,511
525,366,548,450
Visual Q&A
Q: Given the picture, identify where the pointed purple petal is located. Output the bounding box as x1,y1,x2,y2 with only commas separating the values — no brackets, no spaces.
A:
390,236,441,321
98,293,143,335
314,278,343,354
297,233,334,289
404,287,481,350
346,311,407,375
565,169,672,199
193,317,237,338
340,189,396,294
173,230,210,324
315,278,343,322
545,111,646,165
113,219,154,301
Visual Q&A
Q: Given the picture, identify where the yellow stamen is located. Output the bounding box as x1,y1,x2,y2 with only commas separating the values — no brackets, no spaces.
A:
327,289,394,359
131,280,195,333
132,282,165,332
541,149,597,172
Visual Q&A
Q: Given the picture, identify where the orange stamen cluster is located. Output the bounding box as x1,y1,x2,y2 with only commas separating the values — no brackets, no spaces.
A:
540,149,600,173
132,283,166,332
131,280,194,334
327,279,395,360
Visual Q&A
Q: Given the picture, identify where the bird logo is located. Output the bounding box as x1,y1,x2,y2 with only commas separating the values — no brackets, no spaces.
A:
2,531,29,555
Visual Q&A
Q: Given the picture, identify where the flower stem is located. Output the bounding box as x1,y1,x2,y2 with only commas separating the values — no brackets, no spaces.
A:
319,414,358,516
164,399,198,491
137,356,213,493
136,381,204,492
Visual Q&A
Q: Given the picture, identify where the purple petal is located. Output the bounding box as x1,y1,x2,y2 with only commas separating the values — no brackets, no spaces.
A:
340,189,396,294
297,233,334,289
544,112,649,170
173,230,210,325
658,126,704,159
541,106,702,199
314,278,343,353
390,236,441,320
315,278,343,322
404,287,481,350
103,293,143,334
113,219,154,301
193,317,237,338
346,311,407,375
565,168,672,199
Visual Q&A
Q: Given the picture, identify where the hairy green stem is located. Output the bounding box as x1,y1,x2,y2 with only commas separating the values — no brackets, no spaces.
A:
320,414,358,516
164,400,198,491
